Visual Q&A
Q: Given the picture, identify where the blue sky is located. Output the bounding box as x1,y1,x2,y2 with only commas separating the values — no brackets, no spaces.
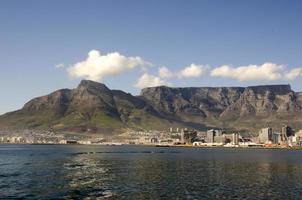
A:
1,0,302,114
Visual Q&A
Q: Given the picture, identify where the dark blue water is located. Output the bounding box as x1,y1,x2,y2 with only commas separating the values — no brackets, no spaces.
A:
1,145,302,199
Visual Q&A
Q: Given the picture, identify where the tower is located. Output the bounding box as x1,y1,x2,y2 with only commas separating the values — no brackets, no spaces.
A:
181,129,184,144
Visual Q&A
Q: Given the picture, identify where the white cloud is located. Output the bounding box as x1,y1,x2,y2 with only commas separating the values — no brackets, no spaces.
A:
67,50,149,81
65,50,302,88
178,64,208,78
55,63,65,69
157,64,209,79
284,68,302,80
134,73,170,89
210,62,295,81
158,66,173,78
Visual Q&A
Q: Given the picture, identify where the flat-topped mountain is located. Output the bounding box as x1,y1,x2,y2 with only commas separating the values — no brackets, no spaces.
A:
1,80,302,134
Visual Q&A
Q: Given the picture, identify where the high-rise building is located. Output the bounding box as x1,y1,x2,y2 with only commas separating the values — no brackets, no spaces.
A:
281,125,294,139
232,133,239,145
272,133,281,144
206,129,224,143
215,130,223,137
214,135,225,144
259,127,273,143
180,129,184,143
206,129,215,143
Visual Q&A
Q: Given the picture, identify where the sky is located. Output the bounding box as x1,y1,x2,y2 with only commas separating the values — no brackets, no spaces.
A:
1,0,302,114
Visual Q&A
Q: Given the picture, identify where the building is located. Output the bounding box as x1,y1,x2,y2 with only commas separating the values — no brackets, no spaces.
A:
150,138,159,143
288,135,297,147
215,130,223,137
296,130,302,146
214,135,225,144
232,133,239,145
259,127,273,144
180,129,185,143
272,133,281,144
206,129,223,143
181,129,197,144
206,129,215,143
281,125,294,140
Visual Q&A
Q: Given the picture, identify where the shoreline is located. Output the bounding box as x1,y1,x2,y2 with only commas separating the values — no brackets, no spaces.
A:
1,143,302,150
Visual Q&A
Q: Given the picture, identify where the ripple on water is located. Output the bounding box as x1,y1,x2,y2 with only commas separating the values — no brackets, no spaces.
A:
2,145,302,199
0,172,21,178
68,150,180,156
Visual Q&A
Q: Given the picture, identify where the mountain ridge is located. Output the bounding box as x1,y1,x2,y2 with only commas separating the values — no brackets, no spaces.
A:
1,80,302,134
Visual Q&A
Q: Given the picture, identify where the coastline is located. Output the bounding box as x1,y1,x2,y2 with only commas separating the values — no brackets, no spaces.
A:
1,143,302,150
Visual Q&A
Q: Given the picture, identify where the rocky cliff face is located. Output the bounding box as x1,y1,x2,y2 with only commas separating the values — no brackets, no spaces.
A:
220,85,301,119
140,84,302,130
140,86,245,123
1,81,302,133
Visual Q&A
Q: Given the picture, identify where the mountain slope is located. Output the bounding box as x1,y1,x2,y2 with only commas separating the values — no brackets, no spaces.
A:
219,85,302,130
140,86,244,125
0,80,181,133
140,84,302,131
1,80,302,133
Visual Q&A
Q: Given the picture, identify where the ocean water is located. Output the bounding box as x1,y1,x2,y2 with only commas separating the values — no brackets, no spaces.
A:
1,145,302,199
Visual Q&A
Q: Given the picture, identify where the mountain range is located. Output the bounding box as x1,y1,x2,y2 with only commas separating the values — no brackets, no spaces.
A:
1,80,302,134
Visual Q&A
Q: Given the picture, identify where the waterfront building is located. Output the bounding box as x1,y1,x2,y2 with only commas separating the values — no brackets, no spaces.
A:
197,131,207,139
281,125,294,141
180,129,184,143
78,140,92,145
59,139,67,144
215,130,223,137
150,138,159,143
296,130,302,137
288,135,297,147
181,129,197,144
296,130,302,146
214,135,225,144
223,134,233,144
259,127,273,143
206,129,224,143
206,129,215,143
272,133,281,144
232,133,239,145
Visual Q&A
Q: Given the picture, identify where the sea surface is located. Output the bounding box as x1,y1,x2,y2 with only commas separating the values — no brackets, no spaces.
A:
1,145,302,200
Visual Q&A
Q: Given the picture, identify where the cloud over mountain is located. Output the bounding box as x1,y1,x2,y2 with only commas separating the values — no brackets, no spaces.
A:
210,62,302,81
64,50,302,88
158,64,208,79
284,68,302,80
178,64,209,78
158,66,173,78
67,50,149,81
134,73,170,89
